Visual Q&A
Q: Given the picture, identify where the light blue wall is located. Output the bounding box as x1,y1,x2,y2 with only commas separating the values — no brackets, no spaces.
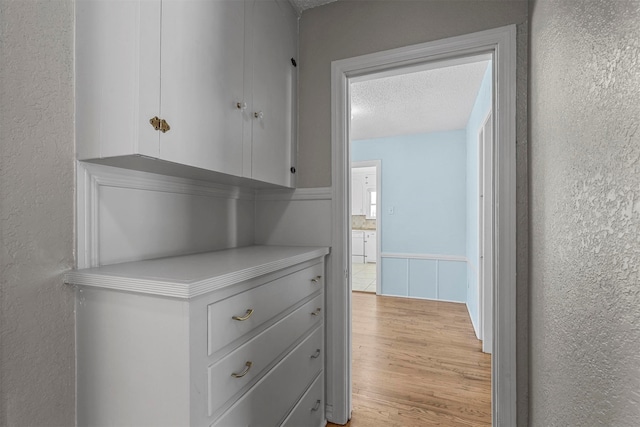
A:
352,130,467,302
352,131,467,254
465,62,492,333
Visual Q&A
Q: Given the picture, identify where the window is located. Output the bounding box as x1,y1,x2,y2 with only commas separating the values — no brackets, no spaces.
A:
366,189,377,219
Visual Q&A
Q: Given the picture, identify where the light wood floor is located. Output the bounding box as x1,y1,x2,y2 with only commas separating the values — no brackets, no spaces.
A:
327,293,491,427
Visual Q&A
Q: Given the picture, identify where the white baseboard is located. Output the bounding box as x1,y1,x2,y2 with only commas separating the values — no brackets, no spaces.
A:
467,302,481,340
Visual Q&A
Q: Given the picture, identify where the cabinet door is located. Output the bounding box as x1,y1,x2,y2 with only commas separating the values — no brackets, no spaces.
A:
248,0,297,187
76,0,161,160
160,0,246,176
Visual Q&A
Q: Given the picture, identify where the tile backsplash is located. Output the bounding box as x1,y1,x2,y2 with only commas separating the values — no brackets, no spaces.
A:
352,215,377,230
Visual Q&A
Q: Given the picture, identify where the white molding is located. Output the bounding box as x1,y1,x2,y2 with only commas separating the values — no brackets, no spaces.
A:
480,110,494,353
330,25,517,426
349,52,493,84
324,405,333,423
330,50,352,424
81,162,256,200
77,163,101,269
467,301,482,339
255,187,332,201
380,254,467,303
380,252,467,263
492,25,517,425
383,293,466,305
77,162,256,269
467,259,479,274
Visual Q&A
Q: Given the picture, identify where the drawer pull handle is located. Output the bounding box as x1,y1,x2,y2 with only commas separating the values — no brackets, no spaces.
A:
232,309,254,321
311,275,322,283
231,361,252,378
311,308,322,316
311,399,321,412
310,349,321,359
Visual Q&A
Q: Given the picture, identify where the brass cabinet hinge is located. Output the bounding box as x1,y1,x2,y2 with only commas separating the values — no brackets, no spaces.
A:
150,116,170,133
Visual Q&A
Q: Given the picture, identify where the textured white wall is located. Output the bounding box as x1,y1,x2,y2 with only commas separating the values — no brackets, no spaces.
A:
0,1,76,425
529,0,640,425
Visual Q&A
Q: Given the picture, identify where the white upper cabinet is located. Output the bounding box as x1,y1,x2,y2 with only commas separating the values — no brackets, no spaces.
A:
76,0,161,161
76,0,297,188
160,0,247,178
249,0,298,188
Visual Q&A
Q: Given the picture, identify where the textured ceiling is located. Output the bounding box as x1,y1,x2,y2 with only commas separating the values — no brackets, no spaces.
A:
350,60,490,141
288,0,337,14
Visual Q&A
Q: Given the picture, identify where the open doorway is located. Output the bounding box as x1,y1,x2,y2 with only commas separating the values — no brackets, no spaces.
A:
349,57,492,305
346,55,493,425
327,26,517,426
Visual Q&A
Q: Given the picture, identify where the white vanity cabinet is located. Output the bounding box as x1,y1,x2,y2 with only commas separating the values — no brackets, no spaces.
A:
76,0,297,188
65,246,328,427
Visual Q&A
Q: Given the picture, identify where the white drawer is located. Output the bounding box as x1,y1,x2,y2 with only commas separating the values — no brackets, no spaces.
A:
281,372,324,427
207,293,324,416
211,326,323,427
208,262,323,355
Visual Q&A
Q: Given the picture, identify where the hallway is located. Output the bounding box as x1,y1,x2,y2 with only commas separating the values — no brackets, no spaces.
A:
330,293,491,426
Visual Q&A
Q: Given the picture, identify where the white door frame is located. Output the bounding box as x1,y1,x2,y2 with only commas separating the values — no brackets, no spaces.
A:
478,122,485,341
479,111,494,354
328,25,517,425
350,160,381,293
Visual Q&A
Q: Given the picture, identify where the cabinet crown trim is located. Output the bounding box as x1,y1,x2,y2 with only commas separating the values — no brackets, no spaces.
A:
255,187,332,201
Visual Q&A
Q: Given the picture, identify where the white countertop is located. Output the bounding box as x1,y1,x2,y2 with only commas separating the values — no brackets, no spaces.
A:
64,245,330,299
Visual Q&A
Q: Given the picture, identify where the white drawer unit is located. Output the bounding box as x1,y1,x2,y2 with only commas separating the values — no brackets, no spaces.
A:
65,245,329,427
207,262,323,356
281,372,324,427
211,326,324,427
207,293,323,417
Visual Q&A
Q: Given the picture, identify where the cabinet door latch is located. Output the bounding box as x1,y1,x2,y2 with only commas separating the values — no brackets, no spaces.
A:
150,116,171,133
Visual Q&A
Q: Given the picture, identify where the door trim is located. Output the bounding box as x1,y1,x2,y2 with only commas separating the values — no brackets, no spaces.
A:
328,25,517,425
479,111,494,354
